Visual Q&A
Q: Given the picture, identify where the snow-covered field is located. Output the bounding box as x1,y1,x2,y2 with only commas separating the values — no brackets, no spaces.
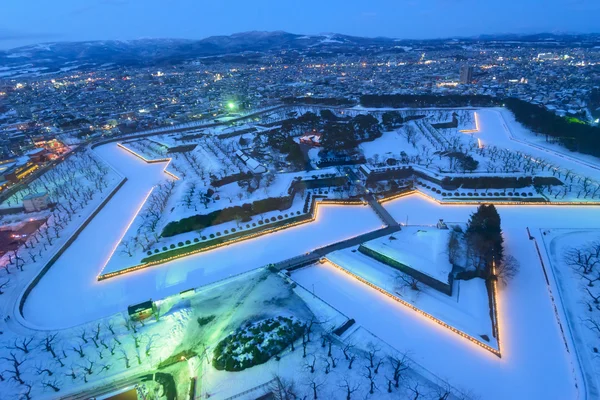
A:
5,105,600,399
360,226,454,284
325,248,497,350
22,143,382,328
541,229,600,397
293,194,600,399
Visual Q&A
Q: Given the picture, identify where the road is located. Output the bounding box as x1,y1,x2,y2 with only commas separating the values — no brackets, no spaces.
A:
273,225,401,271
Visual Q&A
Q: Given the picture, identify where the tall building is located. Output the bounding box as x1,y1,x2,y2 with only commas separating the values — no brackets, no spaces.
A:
460,65,473,84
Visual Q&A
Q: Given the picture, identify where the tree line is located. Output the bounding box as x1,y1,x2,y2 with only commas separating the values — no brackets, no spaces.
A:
504,98,600,158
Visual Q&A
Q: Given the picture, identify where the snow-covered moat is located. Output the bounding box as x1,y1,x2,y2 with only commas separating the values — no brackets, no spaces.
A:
22,142,383,328
294,194,600,399
8,107,600,399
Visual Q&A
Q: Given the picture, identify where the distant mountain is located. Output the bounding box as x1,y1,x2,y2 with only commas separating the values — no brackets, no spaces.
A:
0,31,598,79
0,31,398,77
474,32,600,42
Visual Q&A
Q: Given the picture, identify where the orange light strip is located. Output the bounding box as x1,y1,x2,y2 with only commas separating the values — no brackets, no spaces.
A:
97,187,155,278
325,258,502,357
97,200,358,280
117,142,180,180
377,188,600,206
459,111,480,133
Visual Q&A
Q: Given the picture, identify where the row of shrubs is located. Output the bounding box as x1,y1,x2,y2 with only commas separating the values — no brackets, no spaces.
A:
303,192,312,213
439,176,562,190
162,196,294,237
148,210,304,255
417,181,535,198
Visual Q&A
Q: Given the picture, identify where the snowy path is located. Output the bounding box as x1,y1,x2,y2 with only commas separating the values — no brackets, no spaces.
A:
22,143,383,329
294,194,600,400
477,109,600,178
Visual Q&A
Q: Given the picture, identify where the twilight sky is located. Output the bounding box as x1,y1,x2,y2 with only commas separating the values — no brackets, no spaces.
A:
0,0,598,49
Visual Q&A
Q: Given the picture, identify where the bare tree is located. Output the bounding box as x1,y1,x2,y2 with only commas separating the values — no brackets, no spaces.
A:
396,274,421,294
0,279,9,295
42,379,60,392
407,381,421,400
584,318,600,338
20,383,32,400
120,350,131,369
338,378,359,400
305,375,325,400
435,381,453,400
494,254,520,285
389,354,409,388
41,334,58,358
269,375,297,400
564,245,600,275
342,343,354,360
34,364,54,377
366,344,380,368
304,354,317,373
1,352,25,385
348,354,357,370
363,366,377,394
8,337,35,354
72,344,85,358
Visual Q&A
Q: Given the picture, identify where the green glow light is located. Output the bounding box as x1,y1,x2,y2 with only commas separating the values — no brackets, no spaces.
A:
227,102,236,110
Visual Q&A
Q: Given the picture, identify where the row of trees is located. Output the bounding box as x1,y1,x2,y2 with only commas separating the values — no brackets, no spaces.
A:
209,314,465,400
505,98,600,158
563,238,600,376
0,315,162,398
0,150,116,292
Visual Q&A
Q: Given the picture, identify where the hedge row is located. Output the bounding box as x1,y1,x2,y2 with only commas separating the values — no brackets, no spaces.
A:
166,144,197,153
439,176,562,190
144,210,311,263
162,196,293,237
210,172,253,187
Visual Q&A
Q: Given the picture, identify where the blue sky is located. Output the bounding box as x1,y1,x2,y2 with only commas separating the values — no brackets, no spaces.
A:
0,0,598,49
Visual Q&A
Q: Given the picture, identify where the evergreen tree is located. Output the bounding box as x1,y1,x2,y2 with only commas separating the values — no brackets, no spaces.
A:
465,204,503,277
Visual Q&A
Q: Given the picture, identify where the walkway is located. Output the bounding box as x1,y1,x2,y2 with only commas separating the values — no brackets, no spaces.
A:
273,225,401,271
344,166,399,226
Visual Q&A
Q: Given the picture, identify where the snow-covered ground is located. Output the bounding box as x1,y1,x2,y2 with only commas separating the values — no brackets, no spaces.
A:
22,143,382,328
5,105,600,399
292,193,600,399
325,248,497,350
359,226,454,284
541,229,600,397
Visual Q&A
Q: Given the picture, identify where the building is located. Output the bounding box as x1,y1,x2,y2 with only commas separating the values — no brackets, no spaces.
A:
299,132,322,146
460,65,474,84
127,300,156,321
22,192,49,212
235,150,267,173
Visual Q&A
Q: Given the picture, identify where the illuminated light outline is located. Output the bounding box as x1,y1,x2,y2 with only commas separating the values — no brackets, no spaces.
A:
97,199,366,281
378,188,600,206
324,258,502,357
96,187,155,278
116,142,180,180
459,111,480,133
